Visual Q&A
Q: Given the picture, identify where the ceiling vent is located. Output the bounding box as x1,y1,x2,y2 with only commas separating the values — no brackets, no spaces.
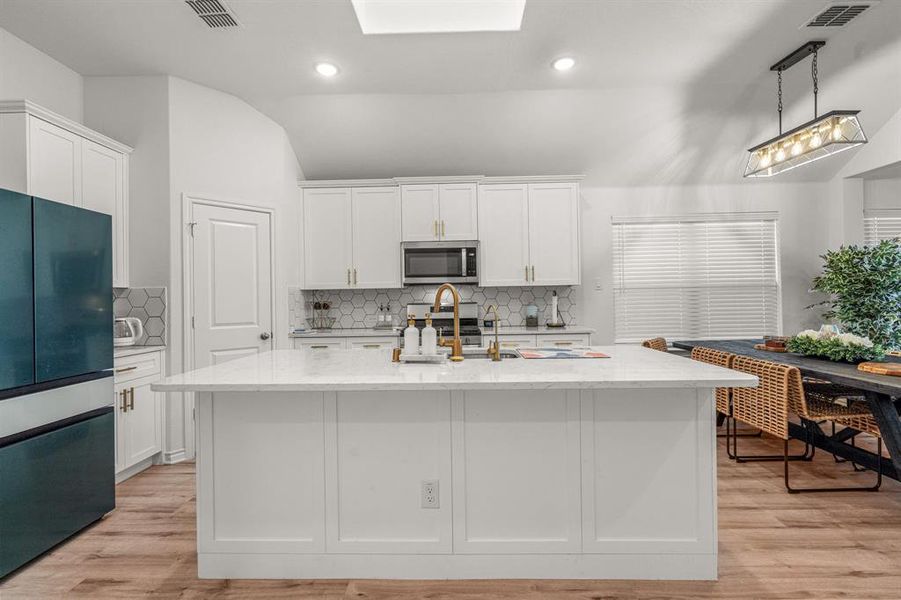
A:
185,0,241,29
804,2,873,28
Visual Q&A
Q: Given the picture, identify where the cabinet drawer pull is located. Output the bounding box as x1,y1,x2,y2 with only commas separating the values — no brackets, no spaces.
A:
531,265,535,281
128,388,135,411
115,366,137,373
353,268,357,285
554,341,574,346
434,220,439,237
362,344,381,349
346,268,351,285
524,266,529,281
119,390,128,412
441,220,445,237
310,345,330,349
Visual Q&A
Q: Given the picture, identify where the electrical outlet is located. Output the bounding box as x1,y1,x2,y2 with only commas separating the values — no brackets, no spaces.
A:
594,278,603,291
421,480,439,509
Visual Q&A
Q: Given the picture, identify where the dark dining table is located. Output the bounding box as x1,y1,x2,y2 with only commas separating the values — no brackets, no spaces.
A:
674,339,901,481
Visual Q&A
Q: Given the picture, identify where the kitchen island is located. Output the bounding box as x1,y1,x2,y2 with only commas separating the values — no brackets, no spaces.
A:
152,346,756,580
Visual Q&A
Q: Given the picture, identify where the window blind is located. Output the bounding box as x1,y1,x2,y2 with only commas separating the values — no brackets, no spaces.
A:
864,209,901,245
612,214,780,343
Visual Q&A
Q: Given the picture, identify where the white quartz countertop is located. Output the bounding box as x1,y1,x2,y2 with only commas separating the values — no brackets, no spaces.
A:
152,346,756,392
114,345,166,358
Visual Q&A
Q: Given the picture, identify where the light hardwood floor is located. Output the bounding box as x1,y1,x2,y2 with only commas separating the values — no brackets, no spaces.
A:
2,435,900,599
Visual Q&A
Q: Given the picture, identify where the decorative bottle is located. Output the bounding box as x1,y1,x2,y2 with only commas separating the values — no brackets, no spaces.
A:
404,317,420,355
421,313,437,356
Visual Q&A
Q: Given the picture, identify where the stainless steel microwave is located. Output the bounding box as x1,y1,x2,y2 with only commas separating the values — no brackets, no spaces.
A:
402,241,478,285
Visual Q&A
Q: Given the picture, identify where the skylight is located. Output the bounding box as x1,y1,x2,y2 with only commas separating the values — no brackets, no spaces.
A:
351,0,526,35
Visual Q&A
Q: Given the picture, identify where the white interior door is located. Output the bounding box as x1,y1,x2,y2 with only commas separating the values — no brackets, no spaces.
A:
352,187,402,288
438,183,478,241
192,202,273,369
477,184,530,286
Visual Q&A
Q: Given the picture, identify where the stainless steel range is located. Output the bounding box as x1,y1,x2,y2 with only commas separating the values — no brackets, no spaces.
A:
405,302,482,347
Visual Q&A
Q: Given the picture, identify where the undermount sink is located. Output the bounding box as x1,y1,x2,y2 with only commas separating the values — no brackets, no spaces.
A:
459,348,521,360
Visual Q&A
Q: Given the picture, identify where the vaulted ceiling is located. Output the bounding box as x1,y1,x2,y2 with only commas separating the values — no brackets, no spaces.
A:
1,0,898,184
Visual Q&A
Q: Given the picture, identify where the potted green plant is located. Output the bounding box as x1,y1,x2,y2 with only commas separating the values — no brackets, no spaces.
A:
802,239,901,355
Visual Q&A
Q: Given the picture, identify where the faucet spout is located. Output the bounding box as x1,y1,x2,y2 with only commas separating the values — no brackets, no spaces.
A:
433,283,464,362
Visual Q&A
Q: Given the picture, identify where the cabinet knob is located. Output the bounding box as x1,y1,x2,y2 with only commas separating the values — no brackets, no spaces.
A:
260,332,271,340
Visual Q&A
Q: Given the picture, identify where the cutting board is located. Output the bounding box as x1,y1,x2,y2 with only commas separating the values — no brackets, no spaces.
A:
754,343,787,353
858,362,901,377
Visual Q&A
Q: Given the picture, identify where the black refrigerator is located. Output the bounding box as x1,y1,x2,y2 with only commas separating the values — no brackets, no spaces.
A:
0,189,116,578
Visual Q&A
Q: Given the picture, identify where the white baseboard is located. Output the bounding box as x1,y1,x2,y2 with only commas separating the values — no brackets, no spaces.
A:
115,456,154,484
198,553,718,580
163,448,186,464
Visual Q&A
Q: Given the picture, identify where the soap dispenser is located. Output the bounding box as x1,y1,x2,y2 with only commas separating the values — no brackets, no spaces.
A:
404,317,420,355
421,313,437,356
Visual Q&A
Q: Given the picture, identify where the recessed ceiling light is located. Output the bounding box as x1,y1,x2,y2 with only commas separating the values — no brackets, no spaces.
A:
552,57,575,71
315,62,339,77
351,0,526,35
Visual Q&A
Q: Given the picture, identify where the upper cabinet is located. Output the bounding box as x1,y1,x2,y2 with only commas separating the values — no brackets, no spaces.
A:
0,101,132,288
479,181,581,287
401,182,478,242
303,186,401,289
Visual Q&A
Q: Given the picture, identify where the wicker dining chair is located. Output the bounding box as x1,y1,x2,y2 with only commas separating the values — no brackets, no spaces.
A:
641,337,668,352
731,356,881,493
689,347,758,456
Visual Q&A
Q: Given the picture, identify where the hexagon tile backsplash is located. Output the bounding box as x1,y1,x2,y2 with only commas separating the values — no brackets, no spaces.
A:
289,286,577,331
113,287,167,346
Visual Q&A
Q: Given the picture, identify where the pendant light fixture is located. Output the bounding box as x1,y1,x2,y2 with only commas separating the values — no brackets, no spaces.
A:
744,41,867,178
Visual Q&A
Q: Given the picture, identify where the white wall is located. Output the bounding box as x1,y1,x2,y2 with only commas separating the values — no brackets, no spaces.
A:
579,182,830,344
84,76,171,288
0,26,83,122
166,77,303,459
864,177,901,211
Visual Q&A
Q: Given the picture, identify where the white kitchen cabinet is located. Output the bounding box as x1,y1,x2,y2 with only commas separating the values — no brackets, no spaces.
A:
351,187,401,288
528,183,580,286
293,338,346,351
82,139,128,287
347,336,398,350
478,182,580,287
114,348,164,482
0,101,132,287
401,182,478,241
539,334,592,347
497,334,537,348
28,116,82,206
478,184,530,286
303,186,402,289
293,337,398,350
303,188,354,289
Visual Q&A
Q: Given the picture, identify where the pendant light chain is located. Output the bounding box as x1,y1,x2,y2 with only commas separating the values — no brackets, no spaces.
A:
812,47,819,118
777,68,783,135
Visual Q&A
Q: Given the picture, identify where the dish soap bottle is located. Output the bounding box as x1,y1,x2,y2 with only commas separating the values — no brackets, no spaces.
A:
421,313,437,356
404,317,420,355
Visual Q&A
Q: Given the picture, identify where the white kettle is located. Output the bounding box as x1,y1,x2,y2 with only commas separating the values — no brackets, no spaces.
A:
114,317,144,347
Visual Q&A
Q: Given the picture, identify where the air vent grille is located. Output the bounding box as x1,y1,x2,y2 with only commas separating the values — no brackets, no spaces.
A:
805,3,872,27
185,0,240,28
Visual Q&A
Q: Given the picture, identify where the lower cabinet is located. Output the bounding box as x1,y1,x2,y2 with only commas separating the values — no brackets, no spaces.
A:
113,349,164,481
497,333,592,348
293,336,398,350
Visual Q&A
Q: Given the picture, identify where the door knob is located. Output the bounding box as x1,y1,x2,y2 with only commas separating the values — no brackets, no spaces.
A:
260,332,271,340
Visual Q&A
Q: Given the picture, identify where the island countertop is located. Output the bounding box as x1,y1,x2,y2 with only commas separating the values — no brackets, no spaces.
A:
152,346,757,392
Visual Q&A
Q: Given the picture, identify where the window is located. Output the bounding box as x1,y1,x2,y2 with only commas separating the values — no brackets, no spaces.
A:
612,213,780,343
864,209,901,245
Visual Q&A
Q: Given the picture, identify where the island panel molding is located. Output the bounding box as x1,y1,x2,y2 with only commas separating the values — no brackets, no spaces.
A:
155,347,756,580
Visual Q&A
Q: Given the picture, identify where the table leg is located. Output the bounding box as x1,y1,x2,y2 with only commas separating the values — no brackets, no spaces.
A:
864,392,901,473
